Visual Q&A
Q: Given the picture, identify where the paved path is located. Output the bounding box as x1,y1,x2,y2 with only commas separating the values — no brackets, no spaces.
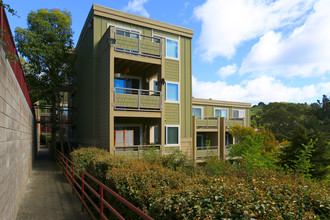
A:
16,146,90,220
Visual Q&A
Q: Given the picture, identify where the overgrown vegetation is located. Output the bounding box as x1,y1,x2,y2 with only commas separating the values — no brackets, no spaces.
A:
71,147,329,219
251,95,330,180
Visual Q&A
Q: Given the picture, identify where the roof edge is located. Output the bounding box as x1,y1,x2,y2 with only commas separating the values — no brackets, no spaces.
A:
93,4,194,38
192,98,252,108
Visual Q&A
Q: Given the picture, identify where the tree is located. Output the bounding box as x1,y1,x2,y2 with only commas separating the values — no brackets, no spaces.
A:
15,9,73,153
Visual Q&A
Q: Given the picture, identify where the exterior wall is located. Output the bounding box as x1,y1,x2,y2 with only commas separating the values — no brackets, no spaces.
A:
73,21,96,145
192,100,251,127
180,36,192,140
0,47,35,219
96,28,111,150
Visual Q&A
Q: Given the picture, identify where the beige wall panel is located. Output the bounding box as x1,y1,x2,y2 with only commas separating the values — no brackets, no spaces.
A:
0,47,35,219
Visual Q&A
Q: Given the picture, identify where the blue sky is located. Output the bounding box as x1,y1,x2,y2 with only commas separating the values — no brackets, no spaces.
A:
6,0,330,104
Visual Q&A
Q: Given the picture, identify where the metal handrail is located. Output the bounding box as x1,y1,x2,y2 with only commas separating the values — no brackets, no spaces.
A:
55,149,153,220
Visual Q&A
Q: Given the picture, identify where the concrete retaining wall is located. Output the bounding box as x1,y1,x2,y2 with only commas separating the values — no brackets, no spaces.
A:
0,46,35,219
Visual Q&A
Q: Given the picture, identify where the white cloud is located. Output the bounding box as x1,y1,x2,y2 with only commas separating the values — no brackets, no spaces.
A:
240,0,330,78
192,75,330,103
123,0,150,18
217,64,237,79
193,0,316,61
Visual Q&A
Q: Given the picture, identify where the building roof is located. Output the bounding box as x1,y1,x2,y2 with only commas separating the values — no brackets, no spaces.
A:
76,4,194,51
192,98,251,108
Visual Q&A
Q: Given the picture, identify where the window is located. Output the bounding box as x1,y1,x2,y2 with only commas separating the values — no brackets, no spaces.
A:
116,27,139,39
166,82,179,102
166,38,178,59
166,126,179,145
233,109,245,118
192,107,203,119
214,108,228,119
114,77,140,94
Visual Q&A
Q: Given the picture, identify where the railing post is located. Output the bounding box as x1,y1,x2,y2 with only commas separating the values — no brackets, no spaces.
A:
138,89,141,110
72,164,75,195
100,185,104,220
81,172,85,213
159,92,162,110
65,158,68,183
138,33,141,54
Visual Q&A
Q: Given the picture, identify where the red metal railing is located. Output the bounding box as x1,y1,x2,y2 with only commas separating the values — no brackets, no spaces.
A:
0,6,32,109
55,149,153,220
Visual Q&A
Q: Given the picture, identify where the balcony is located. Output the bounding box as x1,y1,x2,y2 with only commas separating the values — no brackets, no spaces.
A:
114,28,162,58
225,118,244,127
114,87,162,111
196,117,245,130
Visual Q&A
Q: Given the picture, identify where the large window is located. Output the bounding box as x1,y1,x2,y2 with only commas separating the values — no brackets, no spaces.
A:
166,38,178,59
166,126,179,145
214,108,228,119
192,107,203,119
166,82,179,102
233,109,245,118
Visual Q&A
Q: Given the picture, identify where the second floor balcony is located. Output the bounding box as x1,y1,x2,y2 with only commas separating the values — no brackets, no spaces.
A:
196,117,245,130
114,87,162,111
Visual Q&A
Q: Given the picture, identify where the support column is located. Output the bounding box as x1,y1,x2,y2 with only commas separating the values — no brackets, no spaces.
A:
109,26,115,154
160,38,166,156
192,116,197,163
219,117,225,161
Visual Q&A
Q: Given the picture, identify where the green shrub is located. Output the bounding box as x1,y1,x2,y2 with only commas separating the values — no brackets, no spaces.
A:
70,147,330,219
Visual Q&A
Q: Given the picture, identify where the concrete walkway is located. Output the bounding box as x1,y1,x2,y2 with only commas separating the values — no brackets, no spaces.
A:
16,146,90,220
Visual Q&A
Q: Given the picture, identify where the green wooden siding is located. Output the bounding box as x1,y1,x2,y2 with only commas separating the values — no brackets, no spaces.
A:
165,103,180,124
165,59,179,82
115,94,160,109
153,29,179,39
74,24,96,144
140,40,160,55
180,37,192,139
116,36,138,51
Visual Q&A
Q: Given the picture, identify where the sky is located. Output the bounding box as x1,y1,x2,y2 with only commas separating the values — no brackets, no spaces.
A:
5,0,330,104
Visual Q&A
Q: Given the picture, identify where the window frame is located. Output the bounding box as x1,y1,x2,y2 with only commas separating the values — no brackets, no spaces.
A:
192,106,203,119
165,38,179,59
165,125,180,146
233,109,245,119
165,81,180,103
214,108,228,119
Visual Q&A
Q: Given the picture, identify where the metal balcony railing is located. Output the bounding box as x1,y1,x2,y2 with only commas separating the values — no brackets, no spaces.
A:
114,145,161,159
114,87,162,111
114,28,162,58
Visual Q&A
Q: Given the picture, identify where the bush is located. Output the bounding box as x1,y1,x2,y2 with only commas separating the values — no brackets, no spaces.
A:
71,147,330,219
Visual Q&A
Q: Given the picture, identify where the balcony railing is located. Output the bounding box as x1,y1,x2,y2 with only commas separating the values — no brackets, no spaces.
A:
196,146,218,159
114,145,161,159
114,28,162,58
114,87,162,111
196,117,245,129
225,118,244,127
196,117,219,129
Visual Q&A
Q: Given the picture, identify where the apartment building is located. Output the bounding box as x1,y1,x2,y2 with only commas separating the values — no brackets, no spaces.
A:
72,4,193,156
192,98,251,161
72,4,251,161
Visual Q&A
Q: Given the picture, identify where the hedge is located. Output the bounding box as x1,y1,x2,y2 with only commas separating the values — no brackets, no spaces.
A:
70,147,329,219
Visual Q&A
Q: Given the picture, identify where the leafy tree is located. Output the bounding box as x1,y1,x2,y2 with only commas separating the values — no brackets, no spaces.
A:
15,9,73,152
229,125,281,171
292,139,315,179
279,126,329,180
252,102,311,141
